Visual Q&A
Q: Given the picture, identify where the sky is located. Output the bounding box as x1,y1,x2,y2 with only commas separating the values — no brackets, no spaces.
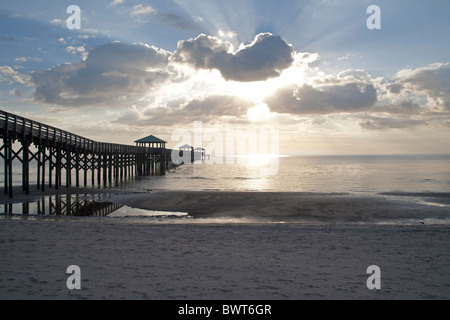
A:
1,0,449,155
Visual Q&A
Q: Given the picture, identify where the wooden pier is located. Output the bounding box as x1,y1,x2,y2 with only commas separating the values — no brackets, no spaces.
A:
0,110,172,198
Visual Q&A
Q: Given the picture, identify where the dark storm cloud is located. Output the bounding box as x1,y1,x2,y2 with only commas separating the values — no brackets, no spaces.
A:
172,33,295,82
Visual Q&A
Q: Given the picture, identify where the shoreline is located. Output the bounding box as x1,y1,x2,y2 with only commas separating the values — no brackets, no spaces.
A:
107,190,450,224
1,186,450,224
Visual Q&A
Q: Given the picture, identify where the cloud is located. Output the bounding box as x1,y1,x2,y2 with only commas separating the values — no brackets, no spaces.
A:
114,95,253,126
131,4,156,15
386,83,403,94
25,33,295,112
109,0,125,6
218,29,237,38
0,66,30,84
129,4,198,30
156,12,199,30
265,82,377,115
20,33,450,138
65,45,86,54
30,42,171,107
172,33,295,82
359,116,427,131
9,88,23,97
15,56,42,63
371,100,422,115
50,18,63,25
394,63,450,111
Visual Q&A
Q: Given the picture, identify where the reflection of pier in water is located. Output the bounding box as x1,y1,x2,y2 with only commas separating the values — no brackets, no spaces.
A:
2,194,122,216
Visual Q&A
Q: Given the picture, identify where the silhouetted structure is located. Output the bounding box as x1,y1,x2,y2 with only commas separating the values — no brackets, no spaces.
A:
0,110,172,198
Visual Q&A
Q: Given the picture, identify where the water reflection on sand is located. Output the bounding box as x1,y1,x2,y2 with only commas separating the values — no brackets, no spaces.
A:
1,193,188,220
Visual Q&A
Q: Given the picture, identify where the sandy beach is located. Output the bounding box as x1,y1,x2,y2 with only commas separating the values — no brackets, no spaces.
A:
1,192,450,300
1,187,450,300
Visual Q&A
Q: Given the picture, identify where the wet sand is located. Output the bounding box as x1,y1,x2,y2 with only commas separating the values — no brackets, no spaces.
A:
107,190,450,224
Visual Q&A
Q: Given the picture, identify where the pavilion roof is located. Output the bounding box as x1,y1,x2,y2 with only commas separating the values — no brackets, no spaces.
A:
134,135,167,144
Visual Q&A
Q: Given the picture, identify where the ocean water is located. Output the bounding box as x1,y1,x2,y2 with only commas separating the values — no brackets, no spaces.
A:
1,155,450,223
2,154,449,193
130,154,450,194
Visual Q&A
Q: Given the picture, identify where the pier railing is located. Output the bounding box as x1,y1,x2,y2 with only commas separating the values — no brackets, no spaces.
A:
0,110,147,154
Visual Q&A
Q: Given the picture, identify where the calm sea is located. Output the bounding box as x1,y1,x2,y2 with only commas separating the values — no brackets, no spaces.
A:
1,154,450,194
130,154,450,194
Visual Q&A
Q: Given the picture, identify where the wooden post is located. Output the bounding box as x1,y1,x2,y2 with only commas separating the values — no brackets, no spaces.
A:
48,148,53,189
41,146,45,192
91,153,95,186
108,148,112,184
6,138,13,198
37,144,41,190
103,148,107,185
55,144,61,190
3,113,9,195
75,147,80,187
3,138,8,195
83,140,87,187
48,127,53,189
22,140,30,194
97,151,101,186
37,124,42,190
66,133,71,187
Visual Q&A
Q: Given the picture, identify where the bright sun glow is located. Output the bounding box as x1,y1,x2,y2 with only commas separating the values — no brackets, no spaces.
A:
242,153,275,167
224,79,278,100
246,102,271,121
